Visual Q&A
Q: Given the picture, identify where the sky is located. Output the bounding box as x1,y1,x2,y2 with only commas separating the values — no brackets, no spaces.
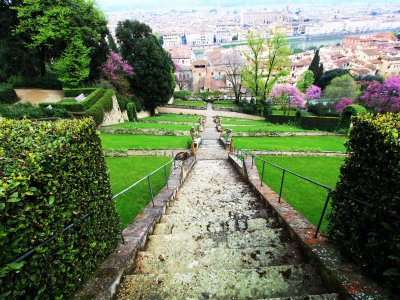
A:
96,0,400,12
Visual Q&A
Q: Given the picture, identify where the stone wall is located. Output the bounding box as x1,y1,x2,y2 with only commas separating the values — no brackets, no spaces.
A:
101,95,125,126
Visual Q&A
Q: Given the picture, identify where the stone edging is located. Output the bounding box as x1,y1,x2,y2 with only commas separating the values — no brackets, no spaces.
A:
212,106,244,112
238,156,390,299
244,150,347,157
163,104,207,110
71,157,197,299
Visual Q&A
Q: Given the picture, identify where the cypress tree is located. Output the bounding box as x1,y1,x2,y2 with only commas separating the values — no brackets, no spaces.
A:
308,49,320,78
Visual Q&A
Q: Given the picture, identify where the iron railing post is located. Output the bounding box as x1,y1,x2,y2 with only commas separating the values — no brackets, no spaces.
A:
148,175,154,207
315,191,332,238
251,155,254,168
163,165,169,189
261,160,266,186
278,170,286,203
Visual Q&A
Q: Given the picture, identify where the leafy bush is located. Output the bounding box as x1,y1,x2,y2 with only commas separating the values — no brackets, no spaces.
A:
62,87,97,98
0,103,71,119
328,113,400,292
295,109,308,122
126,102,137,121
299,116,339,131
0,83,18,104
0,118,120,298
266,115,296,124
39,88,104,112
336,104,367,132
173,90,192,100
83,89,114,126
11,73,62,89
307,102,338,117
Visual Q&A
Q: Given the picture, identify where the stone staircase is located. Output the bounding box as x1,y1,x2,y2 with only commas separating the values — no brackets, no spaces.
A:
117,158,338,299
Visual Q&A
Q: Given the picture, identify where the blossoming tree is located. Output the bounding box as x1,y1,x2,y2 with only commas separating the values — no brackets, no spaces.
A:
269,84,306,115
360,77,400,113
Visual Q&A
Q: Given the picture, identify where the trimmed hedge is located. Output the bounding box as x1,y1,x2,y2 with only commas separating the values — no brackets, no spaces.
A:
62,87,97,98
0,118,120,298
39,88,104,112
0,103,72,119
266,115,297,124
328,113,400,292
299,116,339,131
126,102,137,121
0,83,18,104
173,90,192,100
83,89,114,126
336,104,367,132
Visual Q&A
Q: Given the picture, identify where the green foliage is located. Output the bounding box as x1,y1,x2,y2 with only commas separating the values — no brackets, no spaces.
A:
307,101,338,117
318,68,350,90
173,90,193,100
0,118,120,298
324,74,360,101
116,20,175,115
63,87,97,98
83,89,114,126
126,102,137,121
266,115,297,124
328,113,400,291
0,83,18,104
296,70,314,92
298,116,339,131
308,49,323,85
0,103,71,119
193,91,212,101
336,104,367,132
53,36,91,87
101,134,191,150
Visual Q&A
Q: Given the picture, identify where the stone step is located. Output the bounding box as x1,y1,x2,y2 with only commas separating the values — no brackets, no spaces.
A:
145,228,285,252
160,209,271,224
118,264,327,299
134,244,303,274
153,218,277,235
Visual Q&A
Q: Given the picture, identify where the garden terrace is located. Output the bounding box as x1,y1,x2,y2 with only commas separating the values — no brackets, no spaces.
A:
172,100,206,108
140,113,201,124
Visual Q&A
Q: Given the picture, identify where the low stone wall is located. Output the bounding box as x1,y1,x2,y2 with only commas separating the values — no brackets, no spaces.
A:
229,131,344,137
212,106,243,112
163,104,207,110
240,156,391,299
101,95,126,127
239,150,347,157
72,156,196,299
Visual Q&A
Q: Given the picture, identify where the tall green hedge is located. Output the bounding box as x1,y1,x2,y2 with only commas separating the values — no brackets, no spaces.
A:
62,87,97,98
0,83,18,104
0,103,71,119
83,89,114,126
126,102,137,121
328,113,400,292
299,116,339,131
266,115,296,124
0,118,120,298
336,104,367,132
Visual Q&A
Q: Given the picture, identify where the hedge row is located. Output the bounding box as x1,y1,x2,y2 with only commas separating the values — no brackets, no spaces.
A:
0,103,71,119
0,118,120,298
328,113,400,292
83,89,114,126
0,83,18,104
336,104,367,132
62,87,97,98
299,116,339,131
266,115,296,124
39,88,104,112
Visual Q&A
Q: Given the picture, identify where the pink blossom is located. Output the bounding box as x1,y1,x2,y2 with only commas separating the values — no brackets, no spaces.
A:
270,84,306,109
360,77,400,113
335,97,353,114
306,85,322,100
100,52,134,82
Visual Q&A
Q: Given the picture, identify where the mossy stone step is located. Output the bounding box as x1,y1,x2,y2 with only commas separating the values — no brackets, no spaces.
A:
118,264,327,299
134,244,303,274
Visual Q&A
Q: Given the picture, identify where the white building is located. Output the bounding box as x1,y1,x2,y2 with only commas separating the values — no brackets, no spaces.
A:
185,31,215,46
163,34,182,47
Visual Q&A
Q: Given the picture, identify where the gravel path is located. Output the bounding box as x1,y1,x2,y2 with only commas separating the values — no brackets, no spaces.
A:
15,89,64,104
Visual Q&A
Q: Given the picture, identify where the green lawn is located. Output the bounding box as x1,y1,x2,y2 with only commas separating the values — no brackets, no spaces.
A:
108,122,195,131
173,100,205,107
213,103,240,108
101,134,191,150
219,117,267,125
141,113,201,123
106,156,172,228
271,110,297,116
235,136,347,152
255,156,345,231
226,124,314,133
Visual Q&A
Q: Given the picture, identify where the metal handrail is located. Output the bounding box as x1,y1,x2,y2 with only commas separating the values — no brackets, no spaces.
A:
8,159,175,266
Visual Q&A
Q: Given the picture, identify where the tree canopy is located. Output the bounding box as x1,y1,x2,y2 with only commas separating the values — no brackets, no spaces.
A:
324,74,360,100
318,68,350,90
296,70,314,92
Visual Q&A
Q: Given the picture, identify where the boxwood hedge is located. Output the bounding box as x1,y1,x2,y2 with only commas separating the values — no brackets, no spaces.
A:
0,83,18,104
328,113,400,292
83,89,114,126
62,87,97,98
336,104,367,132
0,118,120,298
299,116,339,131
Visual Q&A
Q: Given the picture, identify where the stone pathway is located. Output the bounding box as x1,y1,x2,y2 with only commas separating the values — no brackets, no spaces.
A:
117,117,337,299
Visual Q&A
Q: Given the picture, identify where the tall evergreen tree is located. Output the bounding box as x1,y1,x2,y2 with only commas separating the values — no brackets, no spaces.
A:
308,49,324,85
116,20,175,115
315,63,324,86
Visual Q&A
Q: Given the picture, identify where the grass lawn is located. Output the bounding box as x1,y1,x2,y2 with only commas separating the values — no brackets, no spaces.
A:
106,156,172,228
213,103,240,108
219,117,267,125
271,110,297,116
141,113,201,123
226,124,315,133
102,134,191,150
255,156,345,231
108,122,195,131
235,136,347,152
173,100,205,107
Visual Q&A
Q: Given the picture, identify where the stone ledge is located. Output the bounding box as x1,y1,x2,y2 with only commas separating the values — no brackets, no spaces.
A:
71,156,196,300
242,156,391,299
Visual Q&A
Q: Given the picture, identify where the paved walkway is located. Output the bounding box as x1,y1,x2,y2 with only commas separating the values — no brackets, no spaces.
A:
157,102,264,120
117,117,335,299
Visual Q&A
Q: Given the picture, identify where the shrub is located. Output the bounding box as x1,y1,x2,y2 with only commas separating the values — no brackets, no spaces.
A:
83,89,114,126
62,87,97,98
336,104,367,132
126,102,137,121
298,116,339,131
0,118,120,298
307,102,338,117
295,109,308,123
266,115,296,124
173,90,192,100
0,103,72,119
328,113,400,292
0,83,18,104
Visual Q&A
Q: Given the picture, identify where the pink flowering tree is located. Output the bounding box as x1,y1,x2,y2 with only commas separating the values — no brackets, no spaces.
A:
360,77,400,113
306,85,322,100
100,52,134,94
335,97,353,114
269,84,306,115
